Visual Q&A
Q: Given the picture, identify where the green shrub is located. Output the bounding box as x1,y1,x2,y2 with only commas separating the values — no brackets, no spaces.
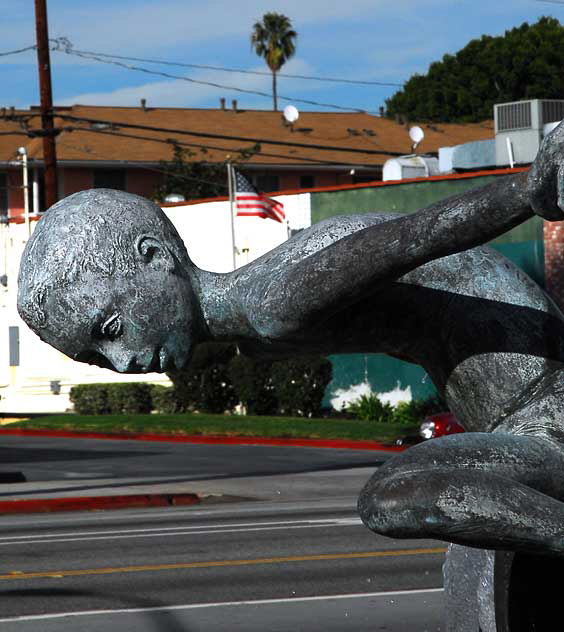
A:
388,393,448,424
106,383,153,414
71,345,334,419
412,393,448,417
228,354,277,415
151,385,180,414
346,392,448,424
390,400,420,425
167,342,238,414
166,369,202,412
70,383,154,415
346,394,393,422
199,363,238,414
69,384,111,415
271,356,333,417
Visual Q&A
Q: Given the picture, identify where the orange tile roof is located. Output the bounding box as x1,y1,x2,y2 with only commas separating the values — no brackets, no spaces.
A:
1,104,494,168
0,109,35,162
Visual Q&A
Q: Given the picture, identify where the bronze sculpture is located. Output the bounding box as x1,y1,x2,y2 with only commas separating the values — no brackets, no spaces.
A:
17,121,564,630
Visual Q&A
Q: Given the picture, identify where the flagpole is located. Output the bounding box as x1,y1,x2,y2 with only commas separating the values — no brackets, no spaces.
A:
227,162,237,270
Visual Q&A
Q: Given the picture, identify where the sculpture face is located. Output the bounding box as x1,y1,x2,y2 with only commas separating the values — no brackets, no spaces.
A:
39,257,197,374
17,189,201,374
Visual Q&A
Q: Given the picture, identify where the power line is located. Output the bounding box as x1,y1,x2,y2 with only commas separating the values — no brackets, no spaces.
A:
72,126,377,167
58,134,230,191
0,45,36,57
2,111,391,161
0,40,403,88
536,0,564,5
49,43,402,87
54,113,404,157
52,45,373,114
2,110,400,161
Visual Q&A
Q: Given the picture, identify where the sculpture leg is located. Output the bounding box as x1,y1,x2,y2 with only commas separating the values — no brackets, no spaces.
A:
358,432,564,555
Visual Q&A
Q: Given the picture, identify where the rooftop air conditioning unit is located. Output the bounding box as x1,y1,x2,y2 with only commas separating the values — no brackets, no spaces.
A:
382,155,440,182
495,99,564,167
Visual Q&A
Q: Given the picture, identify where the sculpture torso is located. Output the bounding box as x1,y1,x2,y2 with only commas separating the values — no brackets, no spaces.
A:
235,213,564,439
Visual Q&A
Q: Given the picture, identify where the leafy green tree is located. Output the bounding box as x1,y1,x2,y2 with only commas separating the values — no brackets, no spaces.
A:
251,12,297,111
153,143,259,203
386,17,564,123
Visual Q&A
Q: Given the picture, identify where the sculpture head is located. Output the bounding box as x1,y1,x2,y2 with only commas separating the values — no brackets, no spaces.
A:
18,189,204,373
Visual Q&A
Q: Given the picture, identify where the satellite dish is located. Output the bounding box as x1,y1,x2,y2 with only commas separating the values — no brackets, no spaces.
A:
283,105,300,124
409,126,425,151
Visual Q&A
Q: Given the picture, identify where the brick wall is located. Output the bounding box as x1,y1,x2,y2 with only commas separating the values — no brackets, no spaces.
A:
544,220,564,309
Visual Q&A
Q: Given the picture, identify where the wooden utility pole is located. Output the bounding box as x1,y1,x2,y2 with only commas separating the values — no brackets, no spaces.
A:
34,0,58,208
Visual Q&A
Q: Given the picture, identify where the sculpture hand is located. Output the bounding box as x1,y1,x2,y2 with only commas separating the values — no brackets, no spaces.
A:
528,120,564,221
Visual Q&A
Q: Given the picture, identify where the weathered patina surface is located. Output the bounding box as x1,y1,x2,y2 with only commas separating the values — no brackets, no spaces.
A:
17,121,564,629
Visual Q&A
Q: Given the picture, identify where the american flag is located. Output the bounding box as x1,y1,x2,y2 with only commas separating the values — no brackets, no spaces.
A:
233,168,285,223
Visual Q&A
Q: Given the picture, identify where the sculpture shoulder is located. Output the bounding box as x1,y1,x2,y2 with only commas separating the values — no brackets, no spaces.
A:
232,213,398,339
246,212,398,275
286,212,399,258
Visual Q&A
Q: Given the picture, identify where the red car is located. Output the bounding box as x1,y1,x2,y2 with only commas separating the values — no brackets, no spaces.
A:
396,412,464,445
419,412,465,440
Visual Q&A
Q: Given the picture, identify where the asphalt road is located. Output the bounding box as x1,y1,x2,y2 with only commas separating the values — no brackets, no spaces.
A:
0,435,390,483
0,499,446,631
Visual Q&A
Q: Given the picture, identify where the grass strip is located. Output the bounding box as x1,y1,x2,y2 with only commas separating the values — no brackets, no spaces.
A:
8,413,417,443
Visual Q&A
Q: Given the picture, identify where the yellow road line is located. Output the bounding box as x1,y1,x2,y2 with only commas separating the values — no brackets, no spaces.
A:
0,547,447,581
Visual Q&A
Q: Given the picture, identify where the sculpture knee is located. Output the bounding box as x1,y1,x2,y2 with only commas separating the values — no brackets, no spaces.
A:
358,468,461,539
358,470,431,538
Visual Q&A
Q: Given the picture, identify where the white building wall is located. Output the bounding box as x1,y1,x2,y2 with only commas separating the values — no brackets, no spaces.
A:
0,192,311,414
164,192,311,271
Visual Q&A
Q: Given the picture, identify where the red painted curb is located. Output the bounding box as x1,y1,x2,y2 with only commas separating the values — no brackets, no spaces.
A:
0,493,200,514
0,428,404,452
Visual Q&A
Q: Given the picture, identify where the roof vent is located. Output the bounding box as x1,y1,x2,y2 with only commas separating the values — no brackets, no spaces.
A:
140,98,147,111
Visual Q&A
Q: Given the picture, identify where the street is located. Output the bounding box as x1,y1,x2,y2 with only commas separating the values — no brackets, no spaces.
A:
0,434,388,483
0,435,447,629
0,499,445,631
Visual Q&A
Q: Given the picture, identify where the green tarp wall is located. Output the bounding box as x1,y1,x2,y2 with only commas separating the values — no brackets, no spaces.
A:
310,174,545,406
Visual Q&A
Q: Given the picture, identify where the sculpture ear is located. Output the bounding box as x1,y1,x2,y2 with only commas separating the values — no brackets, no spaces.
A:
135,235,175,272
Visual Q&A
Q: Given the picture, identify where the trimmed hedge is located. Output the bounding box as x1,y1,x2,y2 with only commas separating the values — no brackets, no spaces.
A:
69,384,110,415
151,384,181,414
70,383,153,415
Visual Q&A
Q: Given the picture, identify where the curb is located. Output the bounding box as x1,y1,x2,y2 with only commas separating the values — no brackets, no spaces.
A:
0,428,405,452
0,493,201,514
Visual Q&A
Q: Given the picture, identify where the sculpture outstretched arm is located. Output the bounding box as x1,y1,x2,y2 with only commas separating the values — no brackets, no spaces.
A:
259,123,564,334
258,171,531,333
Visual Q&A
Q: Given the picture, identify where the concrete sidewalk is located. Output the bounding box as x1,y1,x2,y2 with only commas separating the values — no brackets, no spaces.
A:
0,465,376,512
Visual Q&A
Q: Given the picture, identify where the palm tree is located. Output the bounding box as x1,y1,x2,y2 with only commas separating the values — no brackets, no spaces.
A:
250,13,297,111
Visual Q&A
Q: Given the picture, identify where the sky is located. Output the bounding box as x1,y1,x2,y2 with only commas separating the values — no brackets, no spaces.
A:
1,0,562,114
